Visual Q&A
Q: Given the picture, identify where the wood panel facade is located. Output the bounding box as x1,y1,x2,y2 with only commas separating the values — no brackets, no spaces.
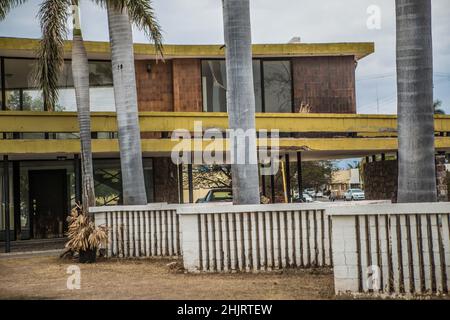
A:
135,56,357,114
292,56,356,114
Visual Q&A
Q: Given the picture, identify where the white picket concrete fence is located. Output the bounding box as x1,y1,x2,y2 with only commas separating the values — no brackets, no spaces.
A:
91,203,181,257
328,203,450,296
178,203,339,272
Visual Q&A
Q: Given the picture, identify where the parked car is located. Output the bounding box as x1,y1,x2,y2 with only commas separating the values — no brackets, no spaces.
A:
196,188,233,203
293,193,314,203
344,189,365,201
315,191,324,198
304,188,316,197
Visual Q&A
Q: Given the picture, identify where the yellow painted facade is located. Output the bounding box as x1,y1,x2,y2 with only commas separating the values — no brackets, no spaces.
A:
0,37,374,60
0,112,449,158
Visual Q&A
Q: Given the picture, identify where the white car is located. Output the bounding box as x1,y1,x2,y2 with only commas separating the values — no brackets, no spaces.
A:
302,193,313,202
304,188,316,197
344,189,365,201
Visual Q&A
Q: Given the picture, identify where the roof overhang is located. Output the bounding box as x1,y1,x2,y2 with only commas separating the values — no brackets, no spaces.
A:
0,37,374,60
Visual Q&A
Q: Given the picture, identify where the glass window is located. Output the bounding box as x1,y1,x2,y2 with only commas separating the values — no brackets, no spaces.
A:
202,60,226,112
94,160,122,206
0,165,14,240
4,59,115,112
263,61,292,113
93,159,154,206
201,60,262,113
4,59,44,111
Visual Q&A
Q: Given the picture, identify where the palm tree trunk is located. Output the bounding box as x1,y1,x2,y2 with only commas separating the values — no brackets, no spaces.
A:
396,0,437,203
222,0,260,204
71,1,95,212
106,3,147,205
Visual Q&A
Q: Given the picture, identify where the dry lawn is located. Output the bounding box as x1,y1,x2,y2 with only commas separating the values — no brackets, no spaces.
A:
0,255,334,300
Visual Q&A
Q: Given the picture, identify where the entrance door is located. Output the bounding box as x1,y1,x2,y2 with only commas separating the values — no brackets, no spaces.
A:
29,170,68,239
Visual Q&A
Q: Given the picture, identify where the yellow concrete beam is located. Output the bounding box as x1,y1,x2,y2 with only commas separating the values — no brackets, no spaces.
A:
1,111,450,134
0,37,374,60
1,137,449,155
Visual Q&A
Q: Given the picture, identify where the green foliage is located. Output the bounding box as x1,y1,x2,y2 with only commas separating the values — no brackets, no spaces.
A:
92,0,164,57
434,100,446,115
0,0,28,20
7,90,64,111
34,0,70,111
299,161,337,191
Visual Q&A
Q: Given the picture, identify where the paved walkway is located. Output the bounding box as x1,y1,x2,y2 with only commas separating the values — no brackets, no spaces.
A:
0,238,66,256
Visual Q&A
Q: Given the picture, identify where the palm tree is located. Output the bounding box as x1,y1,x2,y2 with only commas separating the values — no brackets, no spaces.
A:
36,0,96,212
0,0,96,211
95,0,163,205
396,0,437,203
0,0,27,20
31,0,163,207
434,100,446,115
222,0,260,204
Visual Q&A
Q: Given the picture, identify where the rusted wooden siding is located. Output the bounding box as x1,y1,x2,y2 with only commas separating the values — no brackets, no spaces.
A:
292,56,356,114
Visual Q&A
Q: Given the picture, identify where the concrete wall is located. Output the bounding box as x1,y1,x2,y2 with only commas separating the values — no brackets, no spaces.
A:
329,203,450,295
363,160,398,201
363,158,449,201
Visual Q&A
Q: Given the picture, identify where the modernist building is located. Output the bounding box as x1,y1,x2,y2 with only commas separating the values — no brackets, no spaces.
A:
0,37,447,242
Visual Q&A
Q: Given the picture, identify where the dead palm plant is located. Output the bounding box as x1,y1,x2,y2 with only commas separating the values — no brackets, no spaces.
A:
66,203,107,262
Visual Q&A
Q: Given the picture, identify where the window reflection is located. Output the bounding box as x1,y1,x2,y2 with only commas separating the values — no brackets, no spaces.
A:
93,159,154,206
3,58,115,112
263,61,292,113
201,60,262,113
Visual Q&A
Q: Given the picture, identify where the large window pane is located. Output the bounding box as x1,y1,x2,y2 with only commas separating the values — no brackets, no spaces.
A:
93,159,154,206
4,59,115,112
202,60,227,112
263,61,292,113
4,59,44,111
0,166,14,241
57,60,115,112
201,60,262,113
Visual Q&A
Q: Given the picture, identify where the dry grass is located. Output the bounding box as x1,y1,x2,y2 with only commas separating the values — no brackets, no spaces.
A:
0,255,335,300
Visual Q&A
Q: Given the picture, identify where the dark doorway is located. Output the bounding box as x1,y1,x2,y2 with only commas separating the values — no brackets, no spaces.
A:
29,170,68,239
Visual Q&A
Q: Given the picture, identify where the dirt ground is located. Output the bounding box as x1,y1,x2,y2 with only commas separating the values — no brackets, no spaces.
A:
0,254,335,300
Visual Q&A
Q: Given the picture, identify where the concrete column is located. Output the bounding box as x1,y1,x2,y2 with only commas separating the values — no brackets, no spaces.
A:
297,152,303,197
3,155,10,253
435,153,448,202
179,214,201,272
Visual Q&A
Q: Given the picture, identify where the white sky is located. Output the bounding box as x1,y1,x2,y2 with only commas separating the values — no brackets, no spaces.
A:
0,0,449,114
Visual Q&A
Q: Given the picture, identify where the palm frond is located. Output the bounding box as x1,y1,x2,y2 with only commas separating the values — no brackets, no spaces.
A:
0,0,28,20
66,204,108,252
93,0,163,58
33,0,70,111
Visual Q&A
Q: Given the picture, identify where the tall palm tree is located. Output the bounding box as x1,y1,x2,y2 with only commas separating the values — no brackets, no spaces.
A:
396,0,437,203
36,0,96,212
70,1,96,209
222,0,260,204
0,0,96,211
94,0,162,205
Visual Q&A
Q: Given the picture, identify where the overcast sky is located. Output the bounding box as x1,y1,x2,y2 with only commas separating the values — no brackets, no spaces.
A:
0,0,449,115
